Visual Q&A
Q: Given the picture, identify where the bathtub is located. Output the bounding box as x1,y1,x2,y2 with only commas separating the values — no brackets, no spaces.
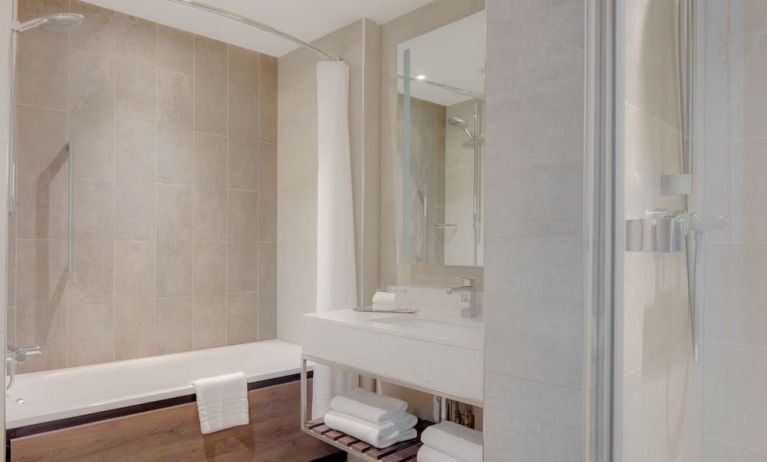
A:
6,340,307,432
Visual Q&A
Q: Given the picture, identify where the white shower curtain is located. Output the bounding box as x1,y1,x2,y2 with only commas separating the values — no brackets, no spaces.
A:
312,60,358,418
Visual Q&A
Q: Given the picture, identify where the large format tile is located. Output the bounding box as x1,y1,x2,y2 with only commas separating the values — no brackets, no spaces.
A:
116,57,156,124
70,1,116,55
704,243,767,347
194,133,227,242
259,54,278,143
157,25,193,75
17,0,69,110
157,69,194,184
228,190,259,292
116,13,156,64
484,280,583,389
258,142,277,242
15,239,68,372
193,242,227,349
703,342,767,453
194,36,227,136
228,45,260,90
157,184,193,297
257,242,276,340
227,292,259,344
227,84,260,190
114,241,157,360
68,178,114,305
68,303,114,366
69,50,115,117
15,105,69,240
157,296,194,354
484,373,582,462
115,120,156,241
70,113,114,181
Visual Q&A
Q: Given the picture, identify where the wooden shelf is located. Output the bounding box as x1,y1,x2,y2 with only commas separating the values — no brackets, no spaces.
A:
302,418,434,462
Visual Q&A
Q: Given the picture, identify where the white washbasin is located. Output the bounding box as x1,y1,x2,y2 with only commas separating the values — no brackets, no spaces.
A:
302,310,483,404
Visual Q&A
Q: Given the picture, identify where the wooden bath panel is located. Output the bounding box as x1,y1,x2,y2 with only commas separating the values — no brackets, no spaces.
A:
10,379,339,462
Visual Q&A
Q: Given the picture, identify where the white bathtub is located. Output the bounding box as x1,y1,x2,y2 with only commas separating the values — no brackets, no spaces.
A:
6,340,305,430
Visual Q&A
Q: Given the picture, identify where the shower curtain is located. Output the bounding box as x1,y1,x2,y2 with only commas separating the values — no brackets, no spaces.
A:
312,60,358,417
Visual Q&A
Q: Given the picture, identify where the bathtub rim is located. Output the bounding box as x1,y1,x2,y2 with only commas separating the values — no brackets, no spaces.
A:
6,340,311,432
6,370,314,439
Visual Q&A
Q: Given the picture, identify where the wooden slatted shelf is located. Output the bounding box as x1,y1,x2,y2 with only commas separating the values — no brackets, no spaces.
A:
303,418,434,462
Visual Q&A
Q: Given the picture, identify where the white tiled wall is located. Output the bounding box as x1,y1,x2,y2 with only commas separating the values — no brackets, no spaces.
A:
484,0,586,460
699,1,767,460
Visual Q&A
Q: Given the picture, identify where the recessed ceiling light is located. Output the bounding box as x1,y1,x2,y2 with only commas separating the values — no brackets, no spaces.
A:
415,74,427,81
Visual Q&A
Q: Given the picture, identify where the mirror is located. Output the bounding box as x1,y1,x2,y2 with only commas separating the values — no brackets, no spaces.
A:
396,10,486,268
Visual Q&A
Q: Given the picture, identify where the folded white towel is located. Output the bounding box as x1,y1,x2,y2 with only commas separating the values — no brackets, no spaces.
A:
191,372,249,434
330,387,408,423
372,291,397,306
417,445,464,462
324,410,417,448
422,421,483,462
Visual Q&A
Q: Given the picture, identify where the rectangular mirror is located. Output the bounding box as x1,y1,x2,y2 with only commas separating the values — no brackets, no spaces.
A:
396,10,486,268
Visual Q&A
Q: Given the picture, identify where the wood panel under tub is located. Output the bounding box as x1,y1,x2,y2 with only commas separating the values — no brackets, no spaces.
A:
8,378,338,462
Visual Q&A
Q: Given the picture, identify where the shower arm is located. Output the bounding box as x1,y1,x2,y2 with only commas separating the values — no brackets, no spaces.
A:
166,0,340,61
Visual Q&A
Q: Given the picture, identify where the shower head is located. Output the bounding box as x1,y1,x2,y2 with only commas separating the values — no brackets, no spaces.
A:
13,13,84,33
448,116,474,139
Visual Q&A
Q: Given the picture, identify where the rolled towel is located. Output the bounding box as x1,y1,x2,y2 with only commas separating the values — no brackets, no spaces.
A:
372,291,397,306
330,387,408,424
417,445,464,462
422,421,483,462
191,372,249,434
324,410,417,448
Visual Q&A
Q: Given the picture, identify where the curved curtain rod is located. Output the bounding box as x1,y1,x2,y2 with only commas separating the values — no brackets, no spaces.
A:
166,0,341,61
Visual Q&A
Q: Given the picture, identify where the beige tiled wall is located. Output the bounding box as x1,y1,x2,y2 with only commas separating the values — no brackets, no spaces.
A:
380,0,484,289
483,0,587,461
276,19,381,344
10,0,278,372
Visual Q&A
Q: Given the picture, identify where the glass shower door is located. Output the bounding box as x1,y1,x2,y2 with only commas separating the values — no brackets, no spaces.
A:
618,1,767,461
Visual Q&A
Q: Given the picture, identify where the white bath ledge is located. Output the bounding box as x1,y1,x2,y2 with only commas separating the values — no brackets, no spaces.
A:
6,340,307,430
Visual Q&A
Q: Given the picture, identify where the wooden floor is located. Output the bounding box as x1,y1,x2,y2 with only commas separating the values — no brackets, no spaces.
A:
303,418,434,462
11,380,338,462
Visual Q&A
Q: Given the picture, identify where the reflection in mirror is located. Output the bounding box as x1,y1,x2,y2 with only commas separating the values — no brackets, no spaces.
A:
396,10,486,268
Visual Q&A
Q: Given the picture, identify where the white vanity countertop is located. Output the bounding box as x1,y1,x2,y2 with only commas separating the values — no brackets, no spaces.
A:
304,309,483,351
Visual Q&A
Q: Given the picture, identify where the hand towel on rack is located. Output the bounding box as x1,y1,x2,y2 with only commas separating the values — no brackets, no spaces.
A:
191,372,249,434
329,387,408,423
324,410,417,448
417,445,464,462
421,421,483,462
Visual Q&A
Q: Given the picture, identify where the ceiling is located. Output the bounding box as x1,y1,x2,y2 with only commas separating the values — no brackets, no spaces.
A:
81,0,435,57
397,10,486,106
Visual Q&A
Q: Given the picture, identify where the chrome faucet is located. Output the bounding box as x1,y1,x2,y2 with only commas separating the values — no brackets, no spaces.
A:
446,277,482,319
6,344,42,390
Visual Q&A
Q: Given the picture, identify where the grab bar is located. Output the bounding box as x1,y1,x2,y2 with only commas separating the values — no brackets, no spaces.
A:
67,142,75,273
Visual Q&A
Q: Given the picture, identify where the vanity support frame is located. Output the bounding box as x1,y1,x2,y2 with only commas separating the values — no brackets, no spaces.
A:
299,353,482,439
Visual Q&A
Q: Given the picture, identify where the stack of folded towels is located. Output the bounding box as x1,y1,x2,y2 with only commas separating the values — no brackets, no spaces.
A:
324,388,417,448
418,421,484,462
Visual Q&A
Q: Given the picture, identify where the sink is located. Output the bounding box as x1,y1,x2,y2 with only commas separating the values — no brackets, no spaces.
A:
302,310,483,404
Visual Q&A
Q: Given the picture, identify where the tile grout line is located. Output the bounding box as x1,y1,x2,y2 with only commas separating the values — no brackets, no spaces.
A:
225,41,231,346
110,8,118,365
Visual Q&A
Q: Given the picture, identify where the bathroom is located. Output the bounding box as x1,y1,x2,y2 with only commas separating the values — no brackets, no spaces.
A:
0,0,764,461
